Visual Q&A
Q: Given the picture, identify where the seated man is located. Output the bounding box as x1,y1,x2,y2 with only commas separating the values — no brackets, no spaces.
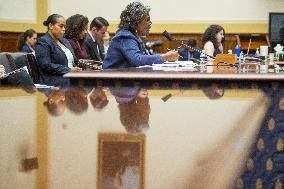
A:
84,17,109,62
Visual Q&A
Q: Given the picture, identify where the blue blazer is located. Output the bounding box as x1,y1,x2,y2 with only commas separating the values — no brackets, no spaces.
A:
21,44,34,53
103,29,162,69
35,33,77,87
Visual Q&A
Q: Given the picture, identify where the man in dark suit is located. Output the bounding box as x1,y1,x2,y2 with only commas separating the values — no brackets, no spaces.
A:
84,17,109,62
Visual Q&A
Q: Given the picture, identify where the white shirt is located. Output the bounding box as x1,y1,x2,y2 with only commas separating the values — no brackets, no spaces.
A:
58,43,74,68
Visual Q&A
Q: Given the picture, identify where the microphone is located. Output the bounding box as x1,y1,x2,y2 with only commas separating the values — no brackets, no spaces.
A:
162,30,174,41
162,30,215,59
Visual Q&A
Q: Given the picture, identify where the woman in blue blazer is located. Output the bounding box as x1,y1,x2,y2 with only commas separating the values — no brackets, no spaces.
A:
18,29,37,54
103,2,179,69
35,14,81,87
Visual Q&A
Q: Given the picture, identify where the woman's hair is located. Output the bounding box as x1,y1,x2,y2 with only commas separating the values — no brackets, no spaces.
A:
119,96,150,133
65,87,88,115
65,14,89,40
89,87,109,110
119,1,150,34
18,28,36,50
43,14,64,28
201,25,225,49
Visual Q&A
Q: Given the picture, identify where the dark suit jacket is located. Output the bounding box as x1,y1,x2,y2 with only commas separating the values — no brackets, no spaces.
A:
21,44,34,53
35,33,77,87
84,33,105,61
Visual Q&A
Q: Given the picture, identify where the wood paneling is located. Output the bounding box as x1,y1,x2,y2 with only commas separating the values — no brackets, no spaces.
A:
0,31,268,55
0,32,21,52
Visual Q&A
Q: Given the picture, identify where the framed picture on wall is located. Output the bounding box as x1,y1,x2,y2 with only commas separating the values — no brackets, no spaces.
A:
97,133,145,189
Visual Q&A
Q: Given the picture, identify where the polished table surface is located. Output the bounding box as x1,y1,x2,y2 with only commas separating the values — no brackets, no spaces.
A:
0,86,272,189
64,67,284,81
2,65,284,188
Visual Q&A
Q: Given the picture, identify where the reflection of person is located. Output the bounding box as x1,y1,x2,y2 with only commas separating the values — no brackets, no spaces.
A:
43,88,66,116
84,17,109,62
35,14,82,87
102,142,140,189
113,147,140,189
111,87,150,133
65,87,88,115
202,85,224,100
18,29,37,54
201,25,225,59
103,2,179,69
89,87,109,110
65,14,89,59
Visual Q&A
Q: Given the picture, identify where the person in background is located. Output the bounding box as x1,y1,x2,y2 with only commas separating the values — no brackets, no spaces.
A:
102,31,111,56
103,2,179,69
35,14,81,87
0,65,4,78
178,39,201,61
0,54,36,93
18,29,37,54
84,17,109,62
65,14,89,59
201,24,225,59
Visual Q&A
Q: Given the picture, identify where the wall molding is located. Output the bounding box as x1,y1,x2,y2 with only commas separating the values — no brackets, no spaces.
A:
0,0,48,33
108,22,268,34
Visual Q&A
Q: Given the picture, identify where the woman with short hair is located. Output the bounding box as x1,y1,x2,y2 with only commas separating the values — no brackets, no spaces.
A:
103,1,179,69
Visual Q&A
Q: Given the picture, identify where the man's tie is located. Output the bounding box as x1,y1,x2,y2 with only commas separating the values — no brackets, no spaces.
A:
94,41,102,61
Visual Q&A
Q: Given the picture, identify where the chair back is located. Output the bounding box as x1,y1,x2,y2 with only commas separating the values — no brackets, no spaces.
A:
26,54,40,83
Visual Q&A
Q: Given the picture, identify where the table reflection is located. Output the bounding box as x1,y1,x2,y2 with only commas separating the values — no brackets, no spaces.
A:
0,82,283,189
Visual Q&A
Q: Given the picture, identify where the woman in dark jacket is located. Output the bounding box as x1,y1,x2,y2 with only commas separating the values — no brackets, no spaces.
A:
35,14,81,87
18,29,37,54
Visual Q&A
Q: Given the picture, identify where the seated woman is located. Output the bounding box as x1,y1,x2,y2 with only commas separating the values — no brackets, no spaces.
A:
103,2,179,69
18,29,37,54
35,14,81,87
65,14,89,59
201,25,225,59
102,31,111,56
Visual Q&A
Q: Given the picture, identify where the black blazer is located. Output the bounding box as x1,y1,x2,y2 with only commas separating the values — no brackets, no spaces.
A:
84,33,105,61
35,33,77,87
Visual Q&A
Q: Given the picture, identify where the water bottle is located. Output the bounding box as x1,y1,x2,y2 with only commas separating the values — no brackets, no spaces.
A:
235,45,241,57
255,48,260,58
199,50,207,72
200,50,207,64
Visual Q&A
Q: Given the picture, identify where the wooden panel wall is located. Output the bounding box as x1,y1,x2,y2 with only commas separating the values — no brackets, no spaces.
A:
0,32,21,52
0,31,269,54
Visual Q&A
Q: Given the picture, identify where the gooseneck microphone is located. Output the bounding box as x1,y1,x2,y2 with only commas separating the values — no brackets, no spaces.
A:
162,30,215,60
162,30,174,41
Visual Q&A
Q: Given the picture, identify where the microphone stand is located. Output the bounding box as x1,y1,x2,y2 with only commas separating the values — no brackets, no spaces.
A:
162,30,215,60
